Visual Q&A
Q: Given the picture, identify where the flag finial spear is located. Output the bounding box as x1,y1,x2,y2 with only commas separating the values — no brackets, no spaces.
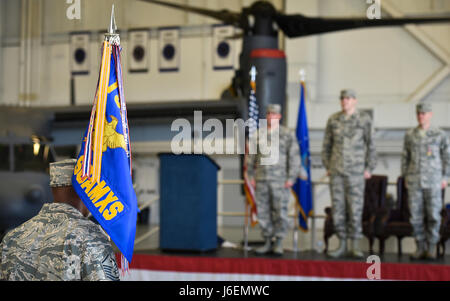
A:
299,69,306,82
106,4,120,45
109,4,117,35
250,66,257,82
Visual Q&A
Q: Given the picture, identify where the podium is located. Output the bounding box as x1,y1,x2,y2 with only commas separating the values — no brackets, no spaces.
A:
159,154,220,251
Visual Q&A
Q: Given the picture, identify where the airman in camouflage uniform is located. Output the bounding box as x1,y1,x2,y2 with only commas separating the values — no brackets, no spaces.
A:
247,104,301,256
401,103,450,260
322,90,377,259
0,159,120,281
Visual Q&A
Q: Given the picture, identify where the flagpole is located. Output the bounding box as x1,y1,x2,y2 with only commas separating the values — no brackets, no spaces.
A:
243,138,252,257
243,201,249,257
293,191,299,255
293,200,299,256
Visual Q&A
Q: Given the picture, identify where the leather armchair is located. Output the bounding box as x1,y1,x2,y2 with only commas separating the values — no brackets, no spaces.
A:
324,175,388,254
376,177,445,256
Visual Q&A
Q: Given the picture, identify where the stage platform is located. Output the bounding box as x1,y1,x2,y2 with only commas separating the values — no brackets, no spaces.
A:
116,248,450,281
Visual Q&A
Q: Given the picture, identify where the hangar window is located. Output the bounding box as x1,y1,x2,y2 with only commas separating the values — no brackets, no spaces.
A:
14,144,54,173
0,144,9,171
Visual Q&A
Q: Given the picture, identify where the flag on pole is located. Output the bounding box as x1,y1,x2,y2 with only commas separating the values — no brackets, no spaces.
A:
243,66,259,227
71,6,137,270
292,74,313,231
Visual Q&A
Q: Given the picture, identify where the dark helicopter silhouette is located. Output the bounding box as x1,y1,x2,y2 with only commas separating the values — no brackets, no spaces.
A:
140,0,450,118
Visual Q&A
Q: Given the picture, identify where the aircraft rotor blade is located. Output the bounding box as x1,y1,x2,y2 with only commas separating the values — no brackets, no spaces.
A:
138,0,242,26
276,14,450,38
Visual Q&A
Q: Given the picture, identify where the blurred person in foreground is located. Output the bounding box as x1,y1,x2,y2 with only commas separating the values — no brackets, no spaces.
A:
0,159,120,281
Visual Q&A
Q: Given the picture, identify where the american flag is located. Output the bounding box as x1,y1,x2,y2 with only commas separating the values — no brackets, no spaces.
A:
243,66,259,226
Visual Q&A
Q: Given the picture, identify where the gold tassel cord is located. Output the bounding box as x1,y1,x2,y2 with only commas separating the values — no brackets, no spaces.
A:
92,41,112,183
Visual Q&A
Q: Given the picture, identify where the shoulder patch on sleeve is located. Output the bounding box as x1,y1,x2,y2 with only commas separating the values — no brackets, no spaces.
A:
101,253,120,281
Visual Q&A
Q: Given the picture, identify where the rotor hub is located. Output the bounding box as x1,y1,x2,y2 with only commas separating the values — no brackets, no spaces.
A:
249,1,277,18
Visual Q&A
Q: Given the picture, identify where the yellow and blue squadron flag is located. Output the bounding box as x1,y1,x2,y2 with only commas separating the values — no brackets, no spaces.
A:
72,41,137,266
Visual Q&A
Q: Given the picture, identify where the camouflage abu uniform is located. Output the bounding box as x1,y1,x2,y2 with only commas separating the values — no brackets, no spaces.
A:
322,107,377,240
401,105,450,246
0,160,120,281
0,203,120,281
247,110,301,240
